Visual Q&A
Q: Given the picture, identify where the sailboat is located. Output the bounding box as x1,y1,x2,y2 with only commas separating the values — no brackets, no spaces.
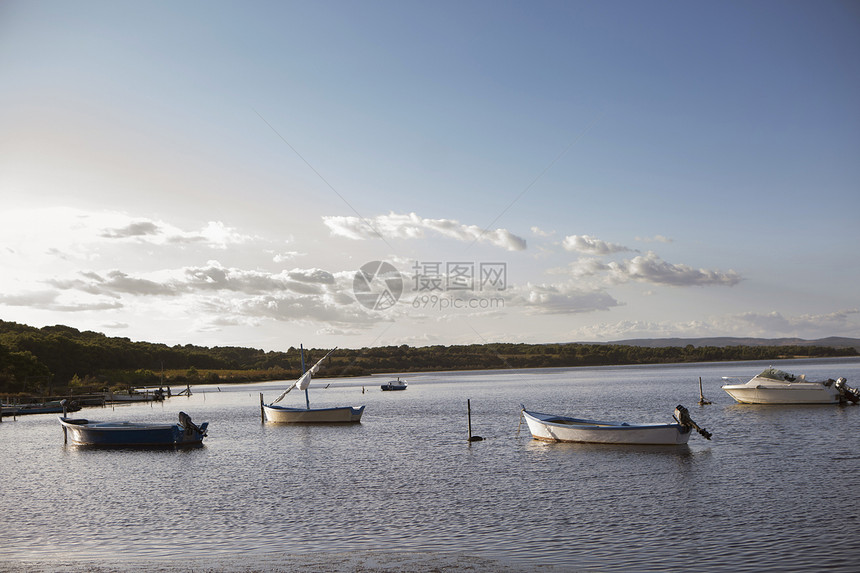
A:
261,346,365,423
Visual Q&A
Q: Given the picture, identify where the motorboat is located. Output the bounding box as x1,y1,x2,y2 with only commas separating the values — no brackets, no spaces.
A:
721,367,859,405
520,405,710,445
59,411,208,446
381,377,407,391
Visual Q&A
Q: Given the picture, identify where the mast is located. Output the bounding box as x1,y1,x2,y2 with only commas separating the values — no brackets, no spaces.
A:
301,344,310,409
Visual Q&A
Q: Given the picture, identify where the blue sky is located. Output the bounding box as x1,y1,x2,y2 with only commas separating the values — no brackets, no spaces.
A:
1,0,858,351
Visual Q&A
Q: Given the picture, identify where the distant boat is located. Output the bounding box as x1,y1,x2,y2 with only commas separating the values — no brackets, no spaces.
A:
2,400,81,416
521,405,711,445
721,367,860,405
381,377,407,391
262,346,365,423
105,389,165,402
58,411,208,447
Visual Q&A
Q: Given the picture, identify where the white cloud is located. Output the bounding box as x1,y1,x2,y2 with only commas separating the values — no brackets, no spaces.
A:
323,212,527,251
507,282,621,314
531,226,554,237
272,251,303,263
635,235,673,243
98,216,256,249
554,253,740,289
562,234,632,255
607,251,741,287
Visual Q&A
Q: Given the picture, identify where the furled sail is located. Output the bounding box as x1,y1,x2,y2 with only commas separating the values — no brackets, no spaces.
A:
270,347,337,405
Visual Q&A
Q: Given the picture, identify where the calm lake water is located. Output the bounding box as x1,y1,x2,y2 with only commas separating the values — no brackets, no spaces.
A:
2,357,859,572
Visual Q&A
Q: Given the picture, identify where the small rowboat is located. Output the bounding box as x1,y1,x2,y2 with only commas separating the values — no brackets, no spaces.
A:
262,346,365,424
521,405,710,445
262,404,365,423
59,412,208,446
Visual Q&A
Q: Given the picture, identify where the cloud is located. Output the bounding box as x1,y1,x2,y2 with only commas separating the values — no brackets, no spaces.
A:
556,252,740,288
608,251,741,287
173,221,257,249
0,290,124,312
562,234,632,255
272,251,303,263
323,212,527,251
49,271,178,297
568,308,860,341
508,282,621,314
44,261,346,302
635,235,673,243
35,261,384,330
722,309,860,336
100,221,161,238
72,211,257,250
531,226,554,237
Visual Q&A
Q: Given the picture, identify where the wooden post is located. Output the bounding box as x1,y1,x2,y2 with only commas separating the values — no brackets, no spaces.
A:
698,377,711,406
260,393,265,423
467,398,472,439
467,399,483,442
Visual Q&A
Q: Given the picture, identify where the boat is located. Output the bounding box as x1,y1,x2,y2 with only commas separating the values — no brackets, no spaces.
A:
520,405,711,445
381,377,408,391
58,411,208,446
262,346,365,423
2,400,81,416
721,367,860,405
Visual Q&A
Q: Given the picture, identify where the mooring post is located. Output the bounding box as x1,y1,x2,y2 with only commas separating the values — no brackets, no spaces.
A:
467,398,472,439
467,399,483,442
260,393,265,423
698,376,711,406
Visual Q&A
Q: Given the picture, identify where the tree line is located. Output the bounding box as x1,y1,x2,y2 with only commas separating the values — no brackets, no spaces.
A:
1,319,856,396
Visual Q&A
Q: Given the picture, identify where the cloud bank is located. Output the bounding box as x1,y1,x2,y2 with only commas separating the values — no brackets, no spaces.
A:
323,212,527,251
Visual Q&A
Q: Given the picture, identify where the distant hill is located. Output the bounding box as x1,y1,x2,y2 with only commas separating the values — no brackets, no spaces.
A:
605,337,860,352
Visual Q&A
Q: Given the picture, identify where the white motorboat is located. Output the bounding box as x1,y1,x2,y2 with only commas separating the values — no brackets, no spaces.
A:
721,367,859,405
381,377,407,391
520,405,710,445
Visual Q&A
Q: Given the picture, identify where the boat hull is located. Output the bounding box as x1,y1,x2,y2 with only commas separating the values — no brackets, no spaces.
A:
59,418,208,446
263,404,365,423
522,410,691,445
722,383,839,404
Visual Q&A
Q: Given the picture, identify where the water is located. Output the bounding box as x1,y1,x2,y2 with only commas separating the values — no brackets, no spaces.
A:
2,357,859,572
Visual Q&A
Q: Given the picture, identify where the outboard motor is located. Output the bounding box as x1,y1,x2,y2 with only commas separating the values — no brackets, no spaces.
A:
835,378,860,404
178,411,204,436
674,405,712,440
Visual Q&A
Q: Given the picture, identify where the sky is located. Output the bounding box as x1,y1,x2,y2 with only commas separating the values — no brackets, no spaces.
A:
1,0,859,352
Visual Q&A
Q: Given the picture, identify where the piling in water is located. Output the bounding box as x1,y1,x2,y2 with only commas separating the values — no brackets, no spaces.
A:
467,399,483,442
